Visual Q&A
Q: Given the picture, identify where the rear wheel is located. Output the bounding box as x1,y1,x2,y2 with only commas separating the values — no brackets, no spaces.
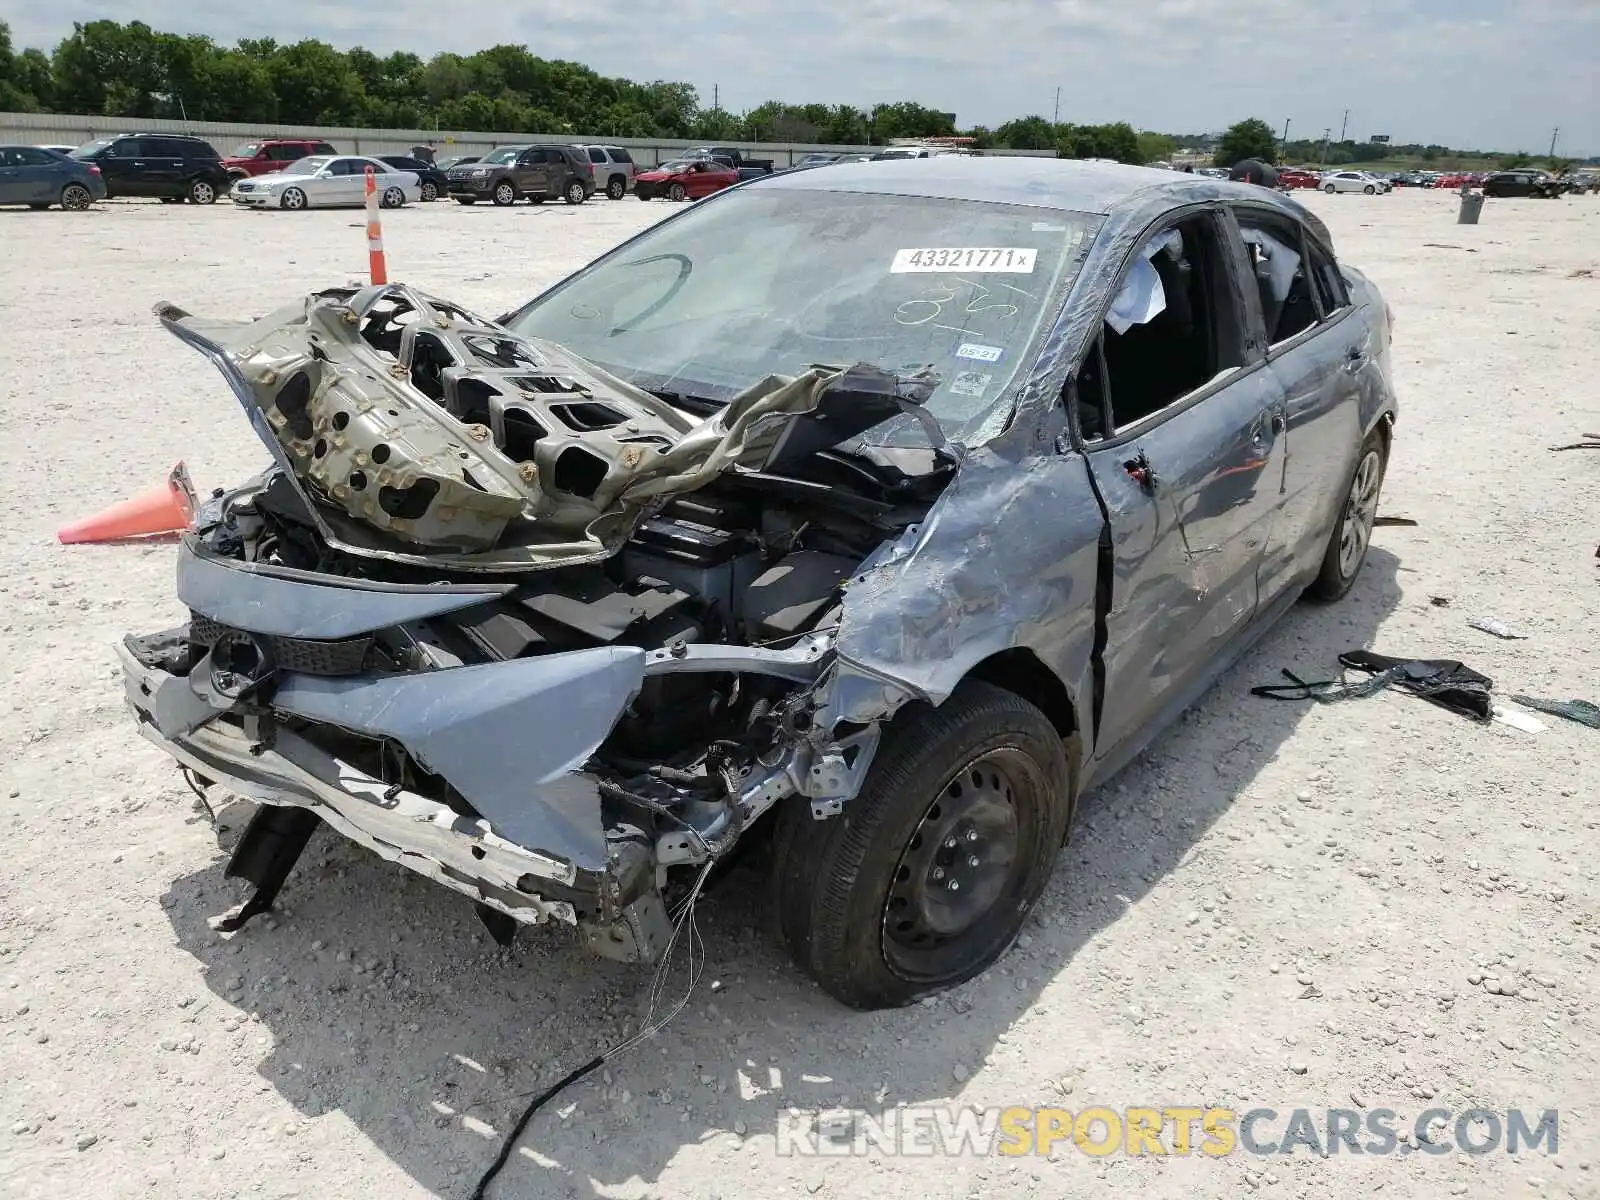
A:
667,182,687,202
770,681,1072,1009
279,187,307,211
1306,428,1388,602
59,183,93,211
564,179,587,205
606,176,626,200
1324,183,1337,194
492,180,517,206
381,186,404,208
188,179,217,205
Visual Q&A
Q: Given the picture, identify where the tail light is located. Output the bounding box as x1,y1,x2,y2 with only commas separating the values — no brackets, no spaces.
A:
88,165,101,174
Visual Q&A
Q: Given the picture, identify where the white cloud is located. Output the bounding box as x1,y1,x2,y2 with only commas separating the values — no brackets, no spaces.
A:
7,0,1597,153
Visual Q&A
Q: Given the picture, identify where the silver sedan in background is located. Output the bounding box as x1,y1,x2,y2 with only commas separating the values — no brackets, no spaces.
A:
230,155,421,210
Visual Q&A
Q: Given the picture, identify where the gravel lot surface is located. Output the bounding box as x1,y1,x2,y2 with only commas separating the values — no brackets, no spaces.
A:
1,185,1597,1200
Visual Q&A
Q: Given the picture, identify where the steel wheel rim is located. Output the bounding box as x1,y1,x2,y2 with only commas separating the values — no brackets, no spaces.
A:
62,185,90,210
881,748,1033,983
1338,449,1381,578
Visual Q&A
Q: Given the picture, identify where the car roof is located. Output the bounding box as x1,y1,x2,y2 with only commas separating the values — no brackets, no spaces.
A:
748,155,1319,220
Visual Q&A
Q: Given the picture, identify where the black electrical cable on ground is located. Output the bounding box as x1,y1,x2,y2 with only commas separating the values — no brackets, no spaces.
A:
467,1055,605,1200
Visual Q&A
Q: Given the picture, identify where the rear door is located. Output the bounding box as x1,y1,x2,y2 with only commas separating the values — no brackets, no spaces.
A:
516,149,551,196
97,138,147,196
14,147,61,203
1225,203,1360,602
1075,208,1287,761
144,137,190,196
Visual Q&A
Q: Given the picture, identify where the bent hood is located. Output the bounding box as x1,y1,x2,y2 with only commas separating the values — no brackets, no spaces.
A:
156,283,936,573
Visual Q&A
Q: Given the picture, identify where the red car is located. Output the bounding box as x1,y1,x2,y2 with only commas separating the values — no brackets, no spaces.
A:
222,138,339,181
1277,168,1321,190
634,158,738,201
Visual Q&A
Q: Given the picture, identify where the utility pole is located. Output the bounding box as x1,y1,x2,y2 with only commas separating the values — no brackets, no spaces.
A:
1281,117,1290,154
1320,127,1332,166
712,83,719,112
1338,109,1349,143
1053,87,1061,125
1548,126,1559,158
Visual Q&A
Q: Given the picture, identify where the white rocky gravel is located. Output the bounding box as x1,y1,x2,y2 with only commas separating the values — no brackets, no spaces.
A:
0,186,1597,1199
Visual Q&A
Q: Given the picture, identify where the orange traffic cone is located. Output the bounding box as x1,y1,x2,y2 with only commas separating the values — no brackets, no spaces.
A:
57,461,199,544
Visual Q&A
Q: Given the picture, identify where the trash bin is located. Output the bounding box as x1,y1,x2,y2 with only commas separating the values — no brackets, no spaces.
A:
1458,191,1485,224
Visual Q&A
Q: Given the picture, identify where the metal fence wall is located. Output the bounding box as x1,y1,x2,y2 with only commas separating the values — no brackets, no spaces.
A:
0,111,1057,166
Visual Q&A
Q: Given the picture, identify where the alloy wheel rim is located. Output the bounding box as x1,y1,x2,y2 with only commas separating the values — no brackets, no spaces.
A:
1338,450,1381,577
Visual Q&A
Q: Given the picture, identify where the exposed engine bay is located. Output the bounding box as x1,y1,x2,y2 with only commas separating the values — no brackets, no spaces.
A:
124,284,958,963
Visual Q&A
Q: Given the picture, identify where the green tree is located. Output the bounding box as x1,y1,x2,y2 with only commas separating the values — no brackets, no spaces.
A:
1135,130,1177,163
0,21,42,110
994,115,1056,150
1213,118,1278,167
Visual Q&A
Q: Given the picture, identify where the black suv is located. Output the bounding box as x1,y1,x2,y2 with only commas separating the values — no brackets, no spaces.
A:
377,155,448,202
68,134,231,204
446,144,594,206
1482,171,1561,199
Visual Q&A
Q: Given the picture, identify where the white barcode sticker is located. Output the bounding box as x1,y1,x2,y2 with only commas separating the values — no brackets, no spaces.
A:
891,247,1037,273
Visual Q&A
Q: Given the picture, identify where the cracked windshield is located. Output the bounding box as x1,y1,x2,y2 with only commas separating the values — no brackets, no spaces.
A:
507,189,1102,445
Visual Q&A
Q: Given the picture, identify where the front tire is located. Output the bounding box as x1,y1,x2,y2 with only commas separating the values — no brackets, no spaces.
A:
492,181,516,206
59,183,93,211
279,187,307,211
667,182,687,202
1363,184,1376,194
770,681,1072,1009
606,176,626,200
188,179,217,205
1306,428,1388,602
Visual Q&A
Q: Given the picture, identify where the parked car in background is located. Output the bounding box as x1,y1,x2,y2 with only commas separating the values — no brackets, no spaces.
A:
437,154,480,171
222,139,339,182
446,144,593,206
1482,170,1562,199
0,144,106,210
376,154,446,201
572,144,636,199
1321,170,1390,195
634,158,739,201
682,146,775,175
69,134,230,205
130,158,1396,1011
229,155,419,210
37,144,77,156
1277,168,1321,189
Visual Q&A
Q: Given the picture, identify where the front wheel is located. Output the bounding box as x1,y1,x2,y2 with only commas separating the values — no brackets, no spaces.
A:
492,181,516,206
381,186,405,208
667,182,687,202
1363,184,1376,194
59,183,93,211
1306,428,1388,602
419,181,438,202
564,180,587,205
606,176,626,200
279,187,307,211
188,179,218,205
770,681,1073,1009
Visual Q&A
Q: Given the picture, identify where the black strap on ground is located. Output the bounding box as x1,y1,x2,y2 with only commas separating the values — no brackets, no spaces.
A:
1251,650,1493,722
468,1054,605,1200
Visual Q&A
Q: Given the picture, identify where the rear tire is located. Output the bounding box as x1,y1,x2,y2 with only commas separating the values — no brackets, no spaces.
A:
59,183,93,211
1324,183,1337,193
1306,428,1388,602
769,681,1072,1009
606,176,626,200
381,186,404,208
420,181,438,202
564,180,587,205
188,179,218,205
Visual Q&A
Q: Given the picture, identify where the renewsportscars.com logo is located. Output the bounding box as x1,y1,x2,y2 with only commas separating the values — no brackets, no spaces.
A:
775,1106,1560,1158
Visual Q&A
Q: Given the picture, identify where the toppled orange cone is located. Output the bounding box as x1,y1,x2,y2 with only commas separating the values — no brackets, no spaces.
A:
58,461,198,544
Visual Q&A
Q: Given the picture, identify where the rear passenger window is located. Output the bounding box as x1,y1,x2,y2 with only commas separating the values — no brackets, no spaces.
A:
109,139,145,157
609,148,632,164
587,148,606,164
314,142,337,155
1306,241,1350,314
1234,211,1317,346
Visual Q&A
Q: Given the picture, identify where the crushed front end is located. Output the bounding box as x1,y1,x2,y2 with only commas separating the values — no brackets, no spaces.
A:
123,284,953,961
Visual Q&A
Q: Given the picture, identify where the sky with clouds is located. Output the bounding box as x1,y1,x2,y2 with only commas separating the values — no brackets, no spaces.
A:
8,0,1598,154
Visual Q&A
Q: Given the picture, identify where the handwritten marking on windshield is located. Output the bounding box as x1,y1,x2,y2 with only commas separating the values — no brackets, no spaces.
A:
895,277,1030,328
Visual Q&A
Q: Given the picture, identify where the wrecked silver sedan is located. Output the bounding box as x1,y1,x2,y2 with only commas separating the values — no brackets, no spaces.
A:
121,159,1397,1009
